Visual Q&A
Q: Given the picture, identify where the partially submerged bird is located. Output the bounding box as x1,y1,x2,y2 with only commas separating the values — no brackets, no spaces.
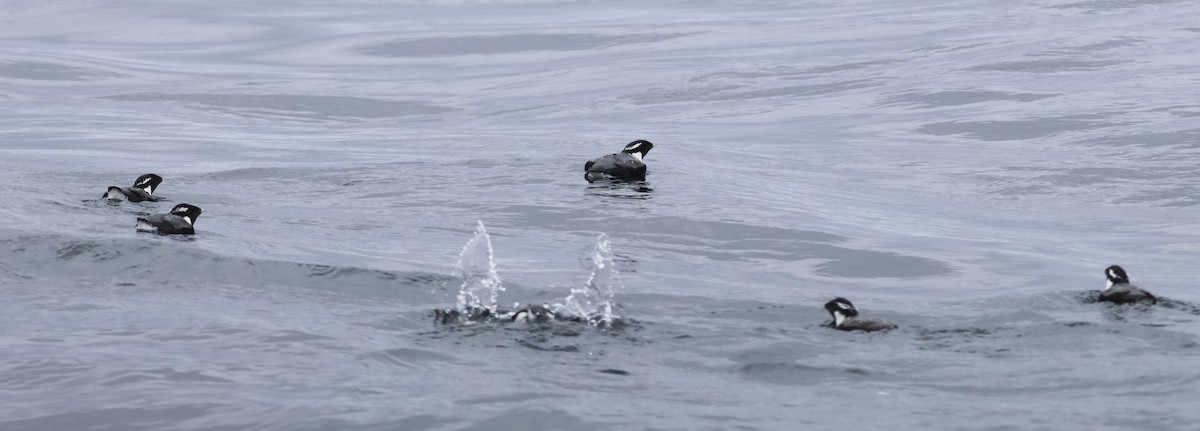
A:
510,304,555,323
433,304,557,325
824,297,897,332
136,203,202,235
433,306,493,325
103,173,163,202
1100,265,1157,305
584,140,654,182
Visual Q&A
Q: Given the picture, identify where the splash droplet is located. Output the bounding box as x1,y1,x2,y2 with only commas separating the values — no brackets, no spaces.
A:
452,221,504,316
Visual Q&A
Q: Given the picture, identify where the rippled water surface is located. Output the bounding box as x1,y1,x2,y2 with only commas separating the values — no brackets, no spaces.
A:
3,0,1200,429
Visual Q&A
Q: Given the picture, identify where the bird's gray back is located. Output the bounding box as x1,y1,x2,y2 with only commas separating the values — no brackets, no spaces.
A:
587,153,643,172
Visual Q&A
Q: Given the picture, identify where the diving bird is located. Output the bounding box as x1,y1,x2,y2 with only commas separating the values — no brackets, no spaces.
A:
510,304,555,323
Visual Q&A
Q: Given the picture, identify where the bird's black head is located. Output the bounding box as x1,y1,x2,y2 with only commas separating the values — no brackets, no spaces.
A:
133,173,163,195
824,297,859,322
621,140,654,160
170,203,203,225
1105,265,1130,285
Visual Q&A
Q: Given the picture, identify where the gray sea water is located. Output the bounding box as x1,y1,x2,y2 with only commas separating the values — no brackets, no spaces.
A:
3,0,1200,429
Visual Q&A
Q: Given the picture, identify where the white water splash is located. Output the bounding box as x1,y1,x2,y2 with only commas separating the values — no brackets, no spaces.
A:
556,233,621,326
453,220,504,313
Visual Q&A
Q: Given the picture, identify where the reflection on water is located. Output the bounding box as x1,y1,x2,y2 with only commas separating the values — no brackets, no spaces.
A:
585,180,653,200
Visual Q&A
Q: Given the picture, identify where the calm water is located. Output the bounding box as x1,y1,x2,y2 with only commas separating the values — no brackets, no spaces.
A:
3,0,1200,429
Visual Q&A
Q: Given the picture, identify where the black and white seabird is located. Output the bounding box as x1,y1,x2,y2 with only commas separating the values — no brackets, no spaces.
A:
136,203,202,235
584,140,654,183
824,297,897,332
1100,265,1157,305
103,173,163,202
